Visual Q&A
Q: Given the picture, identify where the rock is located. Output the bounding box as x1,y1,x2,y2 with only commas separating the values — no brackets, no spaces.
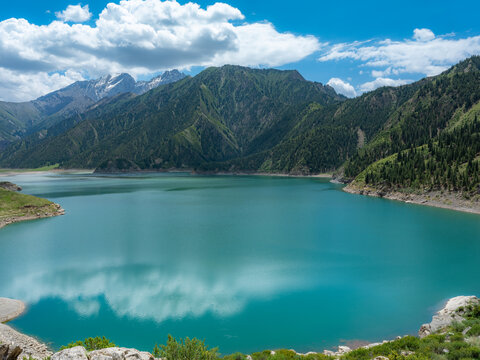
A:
0,182,21,192
0,344,23,360
337,346,351,354
89,347,154,360
0,323,52,360
362,342,382,349
301,352,316,356
373,357,389,360
322,350,335,356
419,296,479,337
52,347,88,360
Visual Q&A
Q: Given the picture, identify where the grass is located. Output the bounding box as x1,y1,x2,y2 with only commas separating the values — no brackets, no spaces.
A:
0,187,58,225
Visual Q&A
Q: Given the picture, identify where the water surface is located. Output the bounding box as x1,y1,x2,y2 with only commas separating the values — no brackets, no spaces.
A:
0,173,479,354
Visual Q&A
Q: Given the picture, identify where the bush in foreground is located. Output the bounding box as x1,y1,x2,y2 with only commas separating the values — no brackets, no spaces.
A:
61,336,116,351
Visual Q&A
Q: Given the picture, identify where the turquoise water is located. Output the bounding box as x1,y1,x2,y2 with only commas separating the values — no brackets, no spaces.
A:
0,173,479,354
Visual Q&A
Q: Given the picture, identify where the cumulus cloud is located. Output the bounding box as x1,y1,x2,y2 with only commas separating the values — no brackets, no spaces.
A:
327,77,357,98
0,0,321,101
319,28,480,77
359,77,411,92
413,28,435,42
56,4,92,23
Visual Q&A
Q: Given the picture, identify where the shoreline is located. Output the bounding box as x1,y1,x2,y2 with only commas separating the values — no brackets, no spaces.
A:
195,171,332,178
0,298,25,323
343,184,480,215
0,168,332,179
0,203,65,229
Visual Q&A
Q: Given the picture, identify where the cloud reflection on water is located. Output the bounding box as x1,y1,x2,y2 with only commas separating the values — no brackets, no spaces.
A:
6,262,312,322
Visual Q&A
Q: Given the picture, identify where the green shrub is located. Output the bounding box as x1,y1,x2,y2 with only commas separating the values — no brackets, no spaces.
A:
222,352,248,360
152,344,161,358
251,350,272,360
270,349,297,360
467,323,480,336
61,336,115,351
160,335,218,360
466,304,480,319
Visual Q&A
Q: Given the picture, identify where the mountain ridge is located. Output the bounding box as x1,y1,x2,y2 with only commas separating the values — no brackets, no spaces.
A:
0,70,187,145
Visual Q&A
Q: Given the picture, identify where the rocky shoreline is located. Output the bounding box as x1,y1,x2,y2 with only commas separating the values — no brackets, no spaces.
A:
0,295,478,360
0,298,52,360
343,184,480,215
0,202,65,229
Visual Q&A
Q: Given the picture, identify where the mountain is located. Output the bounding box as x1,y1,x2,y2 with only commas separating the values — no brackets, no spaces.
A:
342,56,480,196
0,102,43,147
134,70,186,94
0,70,186,145
0,65,345,170
78,70,186,102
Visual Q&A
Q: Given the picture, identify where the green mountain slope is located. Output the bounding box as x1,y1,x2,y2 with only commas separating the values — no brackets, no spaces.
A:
198,76,422,174
342,56,480,199
0,66,345,170
0,101,42,146
344,56,480,179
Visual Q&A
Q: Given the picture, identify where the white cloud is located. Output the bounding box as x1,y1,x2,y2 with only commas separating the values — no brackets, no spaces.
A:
56,4,92,23
0,68,85,102
327,77,357,98
359,77,411,92
413,28,435,42
319,28,480,77
0,0,321,101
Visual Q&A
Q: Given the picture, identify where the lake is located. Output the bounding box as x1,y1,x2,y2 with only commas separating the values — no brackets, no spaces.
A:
0,173,479,354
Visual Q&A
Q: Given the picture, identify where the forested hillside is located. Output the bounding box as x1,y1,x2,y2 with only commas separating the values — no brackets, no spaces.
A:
345,56,480,196
344,56,480,179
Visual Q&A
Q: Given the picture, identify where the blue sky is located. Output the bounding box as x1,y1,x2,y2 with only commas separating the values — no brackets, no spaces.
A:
1,0,480,101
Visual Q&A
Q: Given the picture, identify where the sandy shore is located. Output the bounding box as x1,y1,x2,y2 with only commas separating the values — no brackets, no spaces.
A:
344,185,480,215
